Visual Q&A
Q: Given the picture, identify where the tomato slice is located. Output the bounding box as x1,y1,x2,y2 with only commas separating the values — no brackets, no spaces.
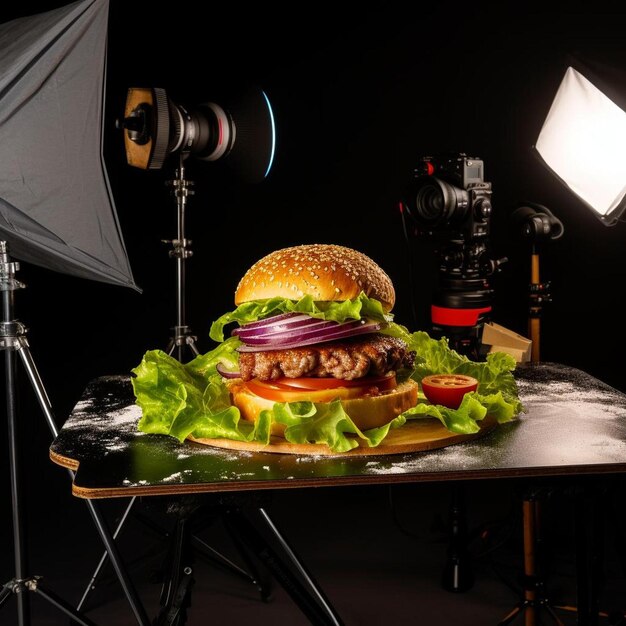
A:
272,373,396,391
245,374,397,403
420,374,479,409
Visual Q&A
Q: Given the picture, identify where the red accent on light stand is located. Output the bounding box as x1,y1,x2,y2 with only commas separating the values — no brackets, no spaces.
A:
431,305,492,327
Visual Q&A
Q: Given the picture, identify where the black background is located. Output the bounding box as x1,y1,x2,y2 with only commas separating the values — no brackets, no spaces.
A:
2,0,626,604
4,2,626,401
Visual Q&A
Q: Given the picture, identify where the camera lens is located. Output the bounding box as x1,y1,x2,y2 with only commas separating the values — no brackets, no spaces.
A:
411,177,469,227
416,183,445,221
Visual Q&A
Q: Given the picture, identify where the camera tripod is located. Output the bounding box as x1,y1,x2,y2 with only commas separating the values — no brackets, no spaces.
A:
0,241,150,626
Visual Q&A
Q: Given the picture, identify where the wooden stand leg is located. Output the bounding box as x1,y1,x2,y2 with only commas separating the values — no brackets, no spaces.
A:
498,490,564,626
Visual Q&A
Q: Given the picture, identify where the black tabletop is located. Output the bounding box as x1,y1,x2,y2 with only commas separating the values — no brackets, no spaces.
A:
49,363,626,498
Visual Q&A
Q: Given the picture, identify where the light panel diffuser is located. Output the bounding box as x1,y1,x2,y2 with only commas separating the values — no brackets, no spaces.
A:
535,66,626,225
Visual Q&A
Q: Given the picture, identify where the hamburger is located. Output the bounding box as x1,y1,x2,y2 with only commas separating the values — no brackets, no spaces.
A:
213,244,419,435
132,244,523,453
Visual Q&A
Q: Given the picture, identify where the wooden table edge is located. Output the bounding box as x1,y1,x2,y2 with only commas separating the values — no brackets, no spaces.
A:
50,448,79,472
63,463,626,499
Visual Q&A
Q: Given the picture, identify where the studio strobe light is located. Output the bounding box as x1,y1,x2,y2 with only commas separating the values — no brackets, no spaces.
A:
118,86,277,361
120,86,276,183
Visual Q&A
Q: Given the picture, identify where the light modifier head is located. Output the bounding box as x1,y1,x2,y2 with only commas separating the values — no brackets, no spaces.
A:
535,66,626,226
119,86,276,183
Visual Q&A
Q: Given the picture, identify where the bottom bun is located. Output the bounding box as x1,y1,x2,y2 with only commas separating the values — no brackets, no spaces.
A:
230,379,419,436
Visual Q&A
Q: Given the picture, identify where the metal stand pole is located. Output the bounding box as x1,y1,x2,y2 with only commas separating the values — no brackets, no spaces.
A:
165,154,199,362
0,241,150,626
441,484,474,592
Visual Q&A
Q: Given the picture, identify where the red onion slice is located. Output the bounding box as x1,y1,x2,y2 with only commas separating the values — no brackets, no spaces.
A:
236,317,338,341
236,322,381,352
240,319,364,346
233,312,310,332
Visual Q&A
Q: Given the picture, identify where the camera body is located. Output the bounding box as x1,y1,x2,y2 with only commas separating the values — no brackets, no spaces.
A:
402,153,503,358
410,153,492,242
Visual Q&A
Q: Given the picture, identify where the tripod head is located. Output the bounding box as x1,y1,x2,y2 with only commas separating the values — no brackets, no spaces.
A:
511,202,564,245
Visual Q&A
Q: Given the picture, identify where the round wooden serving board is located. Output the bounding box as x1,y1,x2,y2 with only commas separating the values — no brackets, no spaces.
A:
188,414,498,457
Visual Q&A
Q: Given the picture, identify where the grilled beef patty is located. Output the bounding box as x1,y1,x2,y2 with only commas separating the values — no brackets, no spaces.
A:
238,334,415,382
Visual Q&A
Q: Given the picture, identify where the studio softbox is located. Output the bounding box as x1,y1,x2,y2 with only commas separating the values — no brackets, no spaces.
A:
0,0,137,289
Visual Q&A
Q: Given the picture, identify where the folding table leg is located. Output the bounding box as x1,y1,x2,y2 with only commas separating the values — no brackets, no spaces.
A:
223,506,344,626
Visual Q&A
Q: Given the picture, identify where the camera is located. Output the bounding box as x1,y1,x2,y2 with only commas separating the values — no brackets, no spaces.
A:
401,153,505,358
407,153,492,240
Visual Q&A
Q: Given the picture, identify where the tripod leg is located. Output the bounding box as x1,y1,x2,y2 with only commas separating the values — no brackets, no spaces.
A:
77,496,137,611
590,497,605,626
191,532,271,599
258,507,342,623
542,602,565,626
522,498,538,626
5,337,31,626
32,581,97,626
135,506,270,599
441,484,474,592
0,584,12,608
498,603,524,626
1,578,98,626
16,340,151,626
156,517,194,626
575,485,606,626
86,500,151,626
224,507,343,626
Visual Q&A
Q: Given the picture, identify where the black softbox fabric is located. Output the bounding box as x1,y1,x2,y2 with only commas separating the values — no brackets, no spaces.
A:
0,0,137,289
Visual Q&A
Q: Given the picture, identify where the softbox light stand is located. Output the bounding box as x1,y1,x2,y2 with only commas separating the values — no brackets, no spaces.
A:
500,204,566,626
0,242,150,626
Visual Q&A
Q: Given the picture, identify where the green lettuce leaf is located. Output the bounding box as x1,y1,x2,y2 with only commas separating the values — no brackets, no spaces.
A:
132,344,254,443
209,292,393,342
132,308,524,453
272,400,406,453
380,324,523,431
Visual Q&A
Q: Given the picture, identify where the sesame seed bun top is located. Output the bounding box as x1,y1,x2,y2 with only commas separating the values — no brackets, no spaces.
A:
234,244,395,311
